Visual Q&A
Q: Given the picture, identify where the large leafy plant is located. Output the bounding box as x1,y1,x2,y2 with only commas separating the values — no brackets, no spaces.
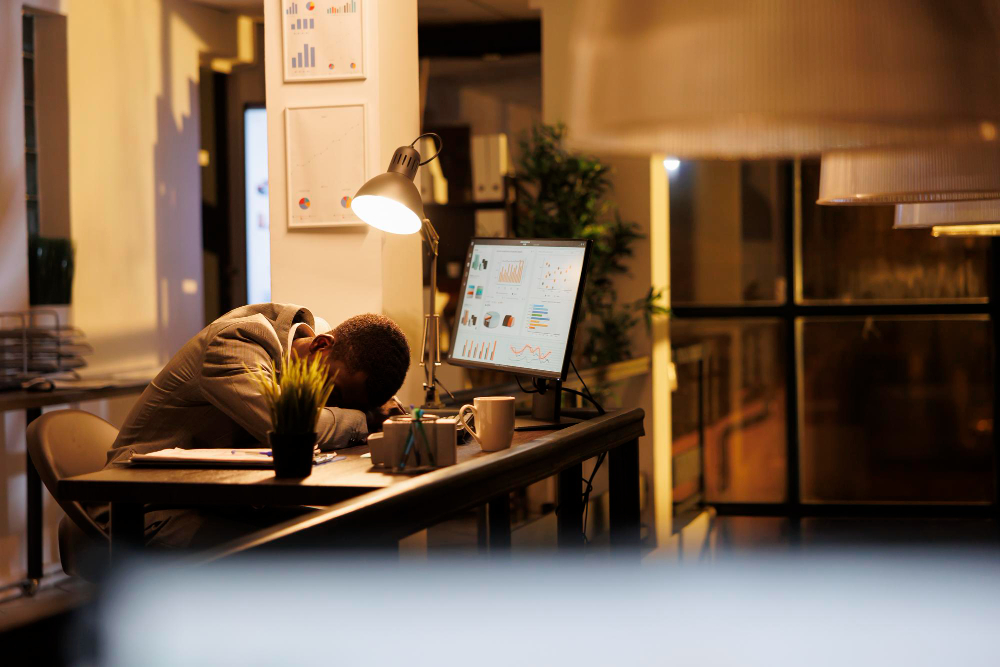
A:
249,353,336,434
514,123,667,371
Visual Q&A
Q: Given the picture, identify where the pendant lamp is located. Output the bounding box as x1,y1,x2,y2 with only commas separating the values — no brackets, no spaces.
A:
566,0,1000,158
817,146,1000,205
894,200,1000,230
931,224,1000,237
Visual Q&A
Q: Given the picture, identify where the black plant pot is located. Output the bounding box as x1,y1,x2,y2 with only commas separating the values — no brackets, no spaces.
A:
269,431,317,478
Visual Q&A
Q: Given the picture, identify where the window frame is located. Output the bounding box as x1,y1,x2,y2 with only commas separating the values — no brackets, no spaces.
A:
671,160,1000,519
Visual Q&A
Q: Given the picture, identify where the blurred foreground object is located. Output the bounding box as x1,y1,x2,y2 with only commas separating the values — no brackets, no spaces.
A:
568,0,1000,157
819,146,1000,205
101,551,1000,666
896,200,1000,230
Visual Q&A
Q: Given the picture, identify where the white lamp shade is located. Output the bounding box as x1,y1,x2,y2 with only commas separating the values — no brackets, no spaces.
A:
931,224,1000,237
818,146,1000,205
351,170,425,235
351,194,422,234
567,0,1000,158
895,200,1000,229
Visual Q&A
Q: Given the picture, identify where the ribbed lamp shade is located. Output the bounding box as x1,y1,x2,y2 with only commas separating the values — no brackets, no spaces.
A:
817,147,1000,205
895,200,1000,229
566,0,1000,158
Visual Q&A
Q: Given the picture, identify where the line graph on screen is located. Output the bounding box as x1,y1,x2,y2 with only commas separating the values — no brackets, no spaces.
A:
508,343,553,364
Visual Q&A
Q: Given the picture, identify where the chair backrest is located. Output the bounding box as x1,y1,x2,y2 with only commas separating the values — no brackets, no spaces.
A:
26,409,118,540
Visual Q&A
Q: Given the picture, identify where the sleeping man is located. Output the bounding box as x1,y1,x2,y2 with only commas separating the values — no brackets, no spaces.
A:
99,302,411,549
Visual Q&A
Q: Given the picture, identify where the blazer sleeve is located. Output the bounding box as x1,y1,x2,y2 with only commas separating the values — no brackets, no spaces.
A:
199,320,368,450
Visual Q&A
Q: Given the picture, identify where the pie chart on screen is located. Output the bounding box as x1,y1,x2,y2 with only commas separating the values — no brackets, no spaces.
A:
298,197,310,210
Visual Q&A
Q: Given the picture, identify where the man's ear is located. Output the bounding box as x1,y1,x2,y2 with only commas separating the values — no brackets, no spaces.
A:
309,333,335,353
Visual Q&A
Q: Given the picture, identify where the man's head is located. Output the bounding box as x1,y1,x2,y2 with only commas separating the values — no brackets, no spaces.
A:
294,313,410,412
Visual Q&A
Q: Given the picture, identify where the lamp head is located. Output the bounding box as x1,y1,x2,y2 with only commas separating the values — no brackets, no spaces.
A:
352,144,426,235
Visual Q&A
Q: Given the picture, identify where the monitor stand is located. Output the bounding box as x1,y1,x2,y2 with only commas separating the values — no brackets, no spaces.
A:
514,379,580,431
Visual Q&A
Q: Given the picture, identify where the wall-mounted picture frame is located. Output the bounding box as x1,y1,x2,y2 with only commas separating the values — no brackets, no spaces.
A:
281,0,366,82
285,103,367,229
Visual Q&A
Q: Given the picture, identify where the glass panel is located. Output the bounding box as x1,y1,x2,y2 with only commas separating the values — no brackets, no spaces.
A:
25,152,38,197
26,199,39,237
22,56,33,102
799,160,990,303
671,318,787,503
22,13,34,54
800,317,993,503
24,104,35,150
670,160,788,305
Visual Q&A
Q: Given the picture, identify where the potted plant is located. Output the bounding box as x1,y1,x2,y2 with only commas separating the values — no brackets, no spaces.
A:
250,353,335,478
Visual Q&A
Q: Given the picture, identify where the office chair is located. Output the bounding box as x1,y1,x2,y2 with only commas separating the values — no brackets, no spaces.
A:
26,409,114,579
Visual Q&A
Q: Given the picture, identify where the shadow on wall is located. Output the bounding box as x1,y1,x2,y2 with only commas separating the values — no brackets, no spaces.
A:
153,0,222,364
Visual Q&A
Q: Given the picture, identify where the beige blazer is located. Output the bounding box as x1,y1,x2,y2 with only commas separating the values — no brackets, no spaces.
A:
106,303,367,466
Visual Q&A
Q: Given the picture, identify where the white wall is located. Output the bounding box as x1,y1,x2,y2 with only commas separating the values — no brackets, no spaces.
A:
264,0,424,405
0,0,245,588
69,0,240,372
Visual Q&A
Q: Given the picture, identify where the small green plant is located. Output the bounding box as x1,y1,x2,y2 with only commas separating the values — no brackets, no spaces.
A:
248,353,336,434
515,123,668,373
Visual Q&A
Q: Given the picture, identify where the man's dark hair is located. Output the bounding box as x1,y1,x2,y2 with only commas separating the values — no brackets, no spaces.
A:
330,313,410,408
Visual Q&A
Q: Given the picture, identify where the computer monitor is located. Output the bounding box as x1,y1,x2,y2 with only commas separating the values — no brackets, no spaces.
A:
447,238,592,382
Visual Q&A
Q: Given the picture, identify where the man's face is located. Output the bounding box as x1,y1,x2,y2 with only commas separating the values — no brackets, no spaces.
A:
325,357,370,411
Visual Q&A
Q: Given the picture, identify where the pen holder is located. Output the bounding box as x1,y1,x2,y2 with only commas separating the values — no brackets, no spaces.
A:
377,415,457,469
367,432,390,467
383,415,438,468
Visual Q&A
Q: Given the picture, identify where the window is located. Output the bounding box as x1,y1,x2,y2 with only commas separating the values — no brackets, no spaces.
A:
671,159,995,516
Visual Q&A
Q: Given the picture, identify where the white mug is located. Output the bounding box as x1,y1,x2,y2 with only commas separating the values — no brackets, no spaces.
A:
458,396,515,452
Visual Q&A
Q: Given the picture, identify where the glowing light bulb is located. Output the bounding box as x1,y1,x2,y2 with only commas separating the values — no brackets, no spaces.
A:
663,158,681,172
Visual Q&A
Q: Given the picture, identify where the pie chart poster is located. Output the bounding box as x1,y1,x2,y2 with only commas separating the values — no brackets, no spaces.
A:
284,104,366,228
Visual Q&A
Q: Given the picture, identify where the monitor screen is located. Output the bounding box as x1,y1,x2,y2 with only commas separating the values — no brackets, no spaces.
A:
447,238,591,380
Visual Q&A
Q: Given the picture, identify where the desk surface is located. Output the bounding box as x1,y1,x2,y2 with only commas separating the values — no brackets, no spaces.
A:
58,428,551,508
0,381,150,412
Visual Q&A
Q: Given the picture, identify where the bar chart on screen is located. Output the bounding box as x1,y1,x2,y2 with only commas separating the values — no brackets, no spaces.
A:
527,304,550,331
459,338,498,361
498,260,525,284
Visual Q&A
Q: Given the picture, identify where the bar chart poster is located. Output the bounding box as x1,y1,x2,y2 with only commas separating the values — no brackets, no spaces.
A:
285,104,366,228
282,0,365,82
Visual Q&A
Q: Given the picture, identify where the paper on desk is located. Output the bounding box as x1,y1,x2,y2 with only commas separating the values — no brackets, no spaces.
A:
130,448,274,467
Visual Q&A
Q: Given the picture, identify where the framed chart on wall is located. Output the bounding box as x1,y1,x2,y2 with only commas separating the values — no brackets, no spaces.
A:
281,0,365,82
285,104,367,229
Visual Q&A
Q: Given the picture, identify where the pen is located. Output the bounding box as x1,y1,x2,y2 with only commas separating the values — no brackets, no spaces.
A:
231,449,273,456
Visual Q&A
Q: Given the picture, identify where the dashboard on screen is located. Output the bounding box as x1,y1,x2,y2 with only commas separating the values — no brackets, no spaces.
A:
448,238,591,380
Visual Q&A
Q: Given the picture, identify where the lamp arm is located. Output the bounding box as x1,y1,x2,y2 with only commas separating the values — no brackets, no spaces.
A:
420,217,439,257
420,216,444,407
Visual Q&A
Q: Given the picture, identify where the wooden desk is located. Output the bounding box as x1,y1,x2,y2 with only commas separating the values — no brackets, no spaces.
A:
60,408,645,559
0,382,148,594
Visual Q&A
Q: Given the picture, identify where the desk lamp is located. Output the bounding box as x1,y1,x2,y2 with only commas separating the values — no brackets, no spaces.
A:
351,134,445,408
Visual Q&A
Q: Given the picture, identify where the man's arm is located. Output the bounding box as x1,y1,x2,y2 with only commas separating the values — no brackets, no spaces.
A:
199,320,368,450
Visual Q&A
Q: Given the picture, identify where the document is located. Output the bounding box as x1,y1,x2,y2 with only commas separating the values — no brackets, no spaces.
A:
129,448,276,468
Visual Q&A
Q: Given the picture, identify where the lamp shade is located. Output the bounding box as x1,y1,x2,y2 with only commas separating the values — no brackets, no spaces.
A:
895,200,1000,229
818,146,1000,205
351,145,425,235
566,0,1000,158
932,224,1000,237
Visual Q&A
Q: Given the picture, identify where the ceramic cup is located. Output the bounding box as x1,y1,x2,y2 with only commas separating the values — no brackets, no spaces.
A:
457,396,515,452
